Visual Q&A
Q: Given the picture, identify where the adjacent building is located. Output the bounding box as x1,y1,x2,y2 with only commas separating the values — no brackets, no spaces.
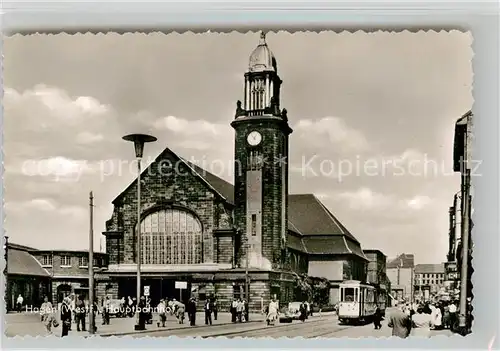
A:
451,110,474,332
5,239,107,311
363,249,390,306
5,241,51,311
30,249,107,304
96,32,368,311
386,253,415,303
414,263,445,301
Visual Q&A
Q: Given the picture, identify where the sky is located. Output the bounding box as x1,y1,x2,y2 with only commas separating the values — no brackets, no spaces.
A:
3,31,473,264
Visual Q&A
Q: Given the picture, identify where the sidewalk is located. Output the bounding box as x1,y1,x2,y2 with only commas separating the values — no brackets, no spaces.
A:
4,311,265,338
97,312,265,336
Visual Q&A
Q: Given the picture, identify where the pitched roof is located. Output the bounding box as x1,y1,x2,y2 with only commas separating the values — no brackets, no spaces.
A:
414,263,445,274
387,254,415,269
112,148,233,205
7,242,38,251
8,248,50,277
287,194,359,243
182,158,234,205
112,147,364,253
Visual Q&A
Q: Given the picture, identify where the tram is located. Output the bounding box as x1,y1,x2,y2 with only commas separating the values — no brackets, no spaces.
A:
338,280,378,324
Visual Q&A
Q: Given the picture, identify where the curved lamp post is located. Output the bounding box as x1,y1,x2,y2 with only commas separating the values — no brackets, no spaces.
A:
122,134,157,330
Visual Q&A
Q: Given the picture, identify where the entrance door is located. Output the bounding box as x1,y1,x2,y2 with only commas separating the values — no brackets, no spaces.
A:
57,284,72,303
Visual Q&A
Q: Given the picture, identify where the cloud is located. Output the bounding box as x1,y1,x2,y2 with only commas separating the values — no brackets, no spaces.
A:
76,131,104,144
4,85,110,124
333,187,432,212
153,115,224,136
7,156,96,182
293,117,369,153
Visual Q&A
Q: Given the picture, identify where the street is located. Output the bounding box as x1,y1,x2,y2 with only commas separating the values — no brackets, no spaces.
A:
5,309,453,339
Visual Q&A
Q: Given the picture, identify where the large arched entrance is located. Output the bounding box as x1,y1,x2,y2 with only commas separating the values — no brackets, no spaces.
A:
140,208,203,265
119,208,203,305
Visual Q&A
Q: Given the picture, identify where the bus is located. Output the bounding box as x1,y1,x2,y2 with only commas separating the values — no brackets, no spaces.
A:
338,280,378,324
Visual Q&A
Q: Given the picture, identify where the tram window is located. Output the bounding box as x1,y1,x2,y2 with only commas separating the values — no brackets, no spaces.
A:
344,288,356,302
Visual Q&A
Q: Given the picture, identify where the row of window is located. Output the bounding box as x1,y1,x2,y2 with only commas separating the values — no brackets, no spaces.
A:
40,255,104,268
416,273,444,279
415,280,444,286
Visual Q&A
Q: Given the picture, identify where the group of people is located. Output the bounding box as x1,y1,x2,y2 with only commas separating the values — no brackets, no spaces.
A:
230,298,249,323
387,300,459,338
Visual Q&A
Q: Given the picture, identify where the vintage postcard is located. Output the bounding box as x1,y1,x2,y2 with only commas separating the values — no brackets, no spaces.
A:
3,30,473,339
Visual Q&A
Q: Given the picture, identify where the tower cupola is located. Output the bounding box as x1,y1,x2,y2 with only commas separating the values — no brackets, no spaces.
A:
248,32,277,73
235,31,284,117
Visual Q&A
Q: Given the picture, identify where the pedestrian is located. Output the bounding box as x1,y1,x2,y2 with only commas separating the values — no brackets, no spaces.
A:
442,302,450,329
305,301,311,318
410,307,432,337
157,299,167,327
137,296,147,330
299,302,307,322
448,301,457,331
387,304,412,338
266,298,279,326
40,296,54,335
373,307,383,330
430,303,442,330
75,295,86,332
131,297,137,317
212,297,218,321
16,294,24,313
236,298,244,322
102,296,111,325
60,297,72,337
70,294,76,330
187,297,196,326
204,298,212,325
243,299,249,322
231,298,238,323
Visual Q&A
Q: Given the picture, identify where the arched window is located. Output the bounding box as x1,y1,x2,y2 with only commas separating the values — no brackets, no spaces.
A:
140,209,203,265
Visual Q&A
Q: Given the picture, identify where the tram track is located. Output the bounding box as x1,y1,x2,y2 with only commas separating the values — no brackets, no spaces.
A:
202,317,353,338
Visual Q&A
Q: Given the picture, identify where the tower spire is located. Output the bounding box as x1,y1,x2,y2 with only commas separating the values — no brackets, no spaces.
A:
259,30,267,45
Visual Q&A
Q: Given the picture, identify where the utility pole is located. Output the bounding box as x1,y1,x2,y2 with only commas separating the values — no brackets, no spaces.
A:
88,192,95,334
245,241,250,321
458,168,471,330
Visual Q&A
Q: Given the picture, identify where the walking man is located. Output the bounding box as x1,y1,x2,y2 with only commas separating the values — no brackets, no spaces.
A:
373,307,383,330
448,300,458,331
60,297,72,337
231,298,238,323
204,298,212,325
75,295,86,331
212,297,218,321
388,304,412,338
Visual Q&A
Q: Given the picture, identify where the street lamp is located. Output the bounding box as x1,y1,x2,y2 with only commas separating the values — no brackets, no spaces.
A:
123,133,157,331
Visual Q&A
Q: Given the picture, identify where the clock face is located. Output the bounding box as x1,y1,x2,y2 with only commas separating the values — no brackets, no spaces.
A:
247,131,262,146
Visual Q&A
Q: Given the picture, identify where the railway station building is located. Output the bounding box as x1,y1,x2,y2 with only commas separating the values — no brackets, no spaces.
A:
97,32,368,311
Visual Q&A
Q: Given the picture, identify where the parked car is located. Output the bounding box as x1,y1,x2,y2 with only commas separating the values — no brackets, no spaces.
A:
107,299,126,318
287,302,303,320
278,306,293,323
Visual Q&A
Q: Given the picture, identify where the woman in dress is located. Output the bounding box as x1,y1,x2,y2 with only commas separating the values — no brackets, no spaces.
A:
266,299,279,326
40,296,54,335
411,307,432,337
430,303,443,330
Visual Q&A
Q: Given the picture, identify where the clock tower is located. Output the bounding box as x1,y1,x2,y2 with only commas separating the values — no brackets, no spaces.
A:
231,31,293,270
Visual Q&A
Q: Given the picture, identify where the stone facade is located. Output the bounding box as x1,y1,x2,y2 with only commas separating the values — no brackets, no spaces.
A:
105,149,232,266
231,117,291,269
